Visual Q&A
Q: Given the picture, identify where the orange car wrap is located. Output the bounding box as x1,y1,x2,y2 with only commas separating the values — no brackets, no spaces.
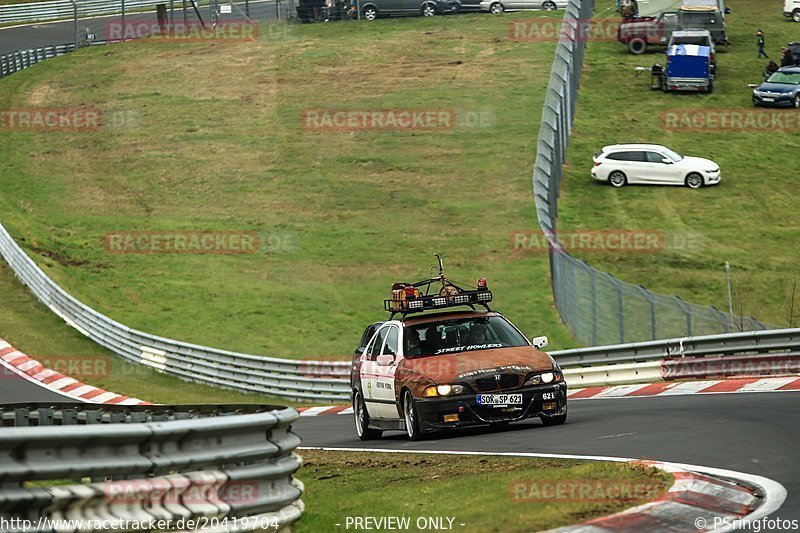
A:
393,346,554,408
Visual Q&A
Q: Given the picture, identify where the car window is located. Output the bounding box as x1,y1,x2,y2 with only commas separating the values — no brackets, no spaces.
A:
382,326,399,357
766,72,800,84
683,12,716,25
404,316,528,357
607,151,645,162
357,323,380,352
645,151,667,163
662,13,678,25
368,327,388,360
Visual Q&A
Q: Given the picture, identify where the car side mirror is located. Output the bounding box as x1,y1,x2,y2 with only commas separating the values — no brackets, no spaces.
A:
662,158,673,164
376,354,395,366
531,336,549,349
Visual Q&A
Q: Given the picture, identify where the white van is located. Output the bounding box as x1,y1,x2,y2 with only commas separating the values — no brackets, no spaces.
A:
785,0,800,22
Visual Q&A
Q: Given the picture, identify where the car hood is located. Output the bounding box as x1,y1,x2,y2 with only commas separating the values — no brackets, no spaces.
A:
680,155,718,169
400,345,553,385
755,82,799,94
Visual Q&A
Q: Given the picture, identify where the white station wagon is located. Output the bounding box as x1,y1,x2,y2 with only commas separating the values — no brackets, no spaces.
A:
591,144,721,189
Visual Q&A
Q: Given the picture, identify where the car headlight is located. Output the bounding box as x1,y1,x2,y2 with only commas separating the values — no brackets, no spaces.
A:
423,384,465,397
705,168,719,173
525,371,563,386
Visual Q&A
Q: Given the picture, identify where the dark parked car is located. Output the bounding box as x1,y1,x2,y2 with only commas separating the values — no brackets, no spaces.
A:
453,0,482,12
360,0,458,19
752,66,800,108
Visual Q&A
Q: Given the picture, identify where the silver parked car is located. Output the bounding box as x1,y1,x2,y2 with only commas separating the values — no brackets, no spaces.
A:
480,0,565,13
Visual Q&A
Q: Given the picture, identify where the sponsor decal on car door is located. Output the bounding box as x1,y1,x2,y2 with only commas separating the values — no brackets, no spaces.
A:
360,327,388,418
373,325,400,418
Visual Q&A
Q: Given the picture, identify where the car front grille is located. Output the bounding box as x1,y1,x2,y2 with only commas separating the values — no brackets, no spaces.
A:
474,373,522,392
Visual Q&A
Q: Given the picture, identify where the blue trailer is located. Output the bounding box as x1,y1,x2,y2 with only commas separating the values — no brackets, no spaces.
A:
662,43,714,92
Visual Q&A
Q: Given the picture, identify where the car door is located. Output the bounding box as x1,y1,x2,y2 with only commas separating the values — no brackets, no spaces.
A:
400,0,415,14
643,151,680,184
616,150,648,184
360,326,388,418
373,325,401,418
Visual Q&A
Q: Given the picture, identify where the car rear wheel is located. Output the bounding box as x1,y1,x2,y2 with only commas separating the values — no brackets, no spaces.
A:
403,390,423,441
628,37,647,55
490,2,504,13
609,171,627,188
363,6,377,19
795,95,800,108
421,2,436,16
540,406,567,426
542,0,557,10
354,391,382,440
685,172,703,189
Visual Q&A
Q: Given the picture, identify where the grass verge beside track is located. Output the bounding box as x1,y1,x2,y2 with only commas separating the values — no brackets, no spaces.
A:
0,262,287,404
558,0,799,326
297,449,672,532
0,14,576,360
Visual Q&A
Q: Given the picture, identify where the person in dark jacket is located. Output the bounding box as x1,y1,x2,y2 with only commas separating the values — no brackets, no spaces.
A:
782,47,795,67
757,30,768,59
764,60,779,80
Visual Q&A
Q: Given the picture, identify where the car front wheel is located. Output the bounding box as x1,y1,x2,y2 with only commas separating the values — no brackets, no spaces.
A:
363,6,377,19
685,172,704,189
403,390,423,440
793,9,800,22
608,170,627,188
421,3,436,16
354,391,382,440
540,406,567,426
490,2,504,13
542,0,556,10
794,95,800,108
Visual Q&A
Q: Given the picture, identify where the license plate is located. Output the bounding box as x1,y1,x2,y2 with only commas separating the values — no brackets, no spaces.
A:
762,98,775,102
477,394,522,406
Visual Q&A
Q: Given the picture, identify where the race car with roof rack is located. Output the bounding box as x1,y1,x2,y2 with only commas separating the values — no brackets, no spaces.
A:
350,254,567,441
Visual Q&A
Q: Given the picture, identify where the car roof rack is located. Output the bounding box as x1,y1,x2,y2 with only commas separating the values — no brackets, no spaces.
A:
384,254,493,320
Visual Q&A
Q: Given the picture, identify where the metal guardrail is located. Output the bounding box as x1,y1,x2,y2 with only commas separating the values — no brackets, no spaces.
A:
0,403,304,532
0,43,75,78
0,221,351,402
550,327,800,367
0,0,202,25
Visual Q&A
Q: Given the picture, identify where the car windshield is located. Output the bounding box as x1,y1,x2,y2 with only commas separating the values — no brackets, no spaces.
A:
661,147,684,162
766,72,800,85
404,316,529,357
672,36,710,46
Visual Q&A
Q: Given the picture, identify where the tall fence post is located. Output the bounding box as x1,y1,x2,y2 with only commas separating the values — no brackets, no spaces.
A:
72,0,78,49
673,295,693,337
638,285,657,340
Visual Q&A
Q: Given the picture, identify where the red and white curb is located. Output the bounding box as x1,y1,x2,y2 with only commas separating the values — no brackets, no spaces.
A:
566,376,800,400
0,339,150,405
297,376,800,416
554,461,769,532
301,447,786,532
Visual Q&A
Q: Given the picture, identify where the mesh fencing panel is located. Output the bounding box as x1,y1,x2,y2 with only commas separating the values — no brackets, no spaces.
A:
532,0,769,346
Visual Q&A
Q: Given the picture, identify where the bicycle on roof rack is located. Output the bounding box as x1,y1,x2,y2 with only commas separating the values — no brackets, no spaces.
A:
384,253,493,318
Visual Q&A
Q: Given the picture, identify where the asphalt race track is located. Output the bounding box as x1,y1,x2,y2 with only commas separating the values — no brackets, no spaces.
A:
0,364,80,402
295,392,800,521
0,0,279,55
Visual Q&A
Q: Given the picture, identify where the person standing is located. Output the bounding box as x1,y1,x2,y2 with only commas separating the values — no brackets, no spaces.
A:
782,47,795,67
757,30,768,59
